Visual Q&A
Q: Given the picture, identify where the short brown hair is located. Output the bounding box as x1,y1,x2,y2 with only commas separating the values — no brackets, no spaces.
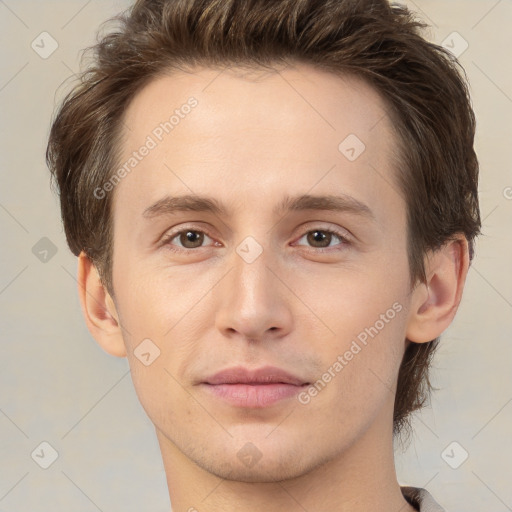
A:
46,0,481,436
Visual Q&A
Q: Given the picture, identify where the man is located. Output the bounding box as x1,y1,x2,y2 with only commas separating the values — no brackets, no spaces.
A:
46,0,480,510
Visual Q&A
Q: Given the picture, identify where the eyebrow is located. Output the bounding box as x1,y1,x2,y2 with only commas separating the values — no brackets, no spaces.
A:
142,193,375,220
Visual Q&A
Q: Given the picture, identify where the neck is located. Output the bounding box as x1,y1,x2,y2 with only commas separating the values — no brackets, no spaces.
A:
156,405,415,512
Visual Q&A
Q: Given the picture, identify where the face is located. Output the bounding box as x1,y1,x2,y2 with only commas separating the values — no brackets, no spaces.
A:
109,63,414,481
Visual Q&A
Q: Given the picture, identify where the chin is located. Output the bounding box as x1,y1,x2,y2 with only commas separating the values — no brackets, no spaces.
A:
201,452,315,483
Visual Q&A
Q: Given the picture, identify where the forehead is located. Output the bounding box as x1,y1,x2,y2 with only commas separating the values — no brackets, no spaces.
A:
121,63,392,147
113,62,401,223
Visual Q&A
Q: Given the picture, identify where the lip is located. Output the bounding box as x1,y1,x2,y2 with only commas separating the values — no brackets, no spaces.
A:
204,365,308,386
200,366,310,408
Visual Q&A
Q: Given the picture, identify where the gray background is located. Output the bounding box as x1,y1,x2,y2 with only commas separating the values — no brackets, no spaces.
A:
1,1,511,511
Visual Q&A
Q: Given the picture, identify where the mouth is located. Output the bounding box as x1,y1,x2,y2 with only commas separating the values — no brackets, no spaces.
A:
200,365,310,408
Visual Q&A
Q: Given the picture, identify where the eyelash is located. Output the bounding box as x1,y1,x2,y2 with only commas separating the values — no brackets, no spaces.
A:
160,226,351,254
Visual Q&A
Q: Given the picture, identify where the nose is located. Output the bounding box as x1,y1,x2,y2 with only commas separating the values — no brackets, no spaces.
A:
214,243,294,343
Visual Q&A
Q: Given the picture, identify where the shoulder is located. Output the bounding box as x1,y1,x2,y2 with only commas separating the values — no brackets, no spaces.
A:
401,486,445,512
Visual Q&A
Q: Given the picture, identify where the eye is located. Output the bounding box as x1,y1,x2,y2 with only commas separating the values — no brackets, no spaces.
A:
161,228,217,253
294,228,350,251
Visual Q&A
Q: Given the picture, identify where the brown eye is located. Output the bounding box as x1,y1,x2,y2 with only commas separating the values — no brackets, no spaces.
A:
295,229,349,250
178,230,205,249
162,228,215,253
306,230,333,248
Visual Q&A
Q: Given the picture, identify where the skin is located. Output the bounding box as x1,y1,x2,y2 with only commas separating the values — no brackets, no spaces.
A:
78,62,469,512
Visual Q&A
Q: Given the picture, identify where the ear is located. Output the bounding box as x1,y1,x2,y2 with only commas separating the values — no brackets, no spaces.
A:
406,235,470,343
77,251,126,357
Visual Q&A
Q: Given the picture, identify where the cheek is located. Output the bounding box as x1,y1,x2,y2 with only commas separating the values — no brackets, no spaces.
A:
111,261,224,415
113,255,218,342
292,263,410,415
292,257,409,343
112,263,205,422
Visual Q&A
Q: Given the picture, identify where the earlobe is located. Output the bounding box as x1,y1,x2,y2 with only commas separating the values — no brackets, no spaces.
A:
406,235,470,344
77,251,127,357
